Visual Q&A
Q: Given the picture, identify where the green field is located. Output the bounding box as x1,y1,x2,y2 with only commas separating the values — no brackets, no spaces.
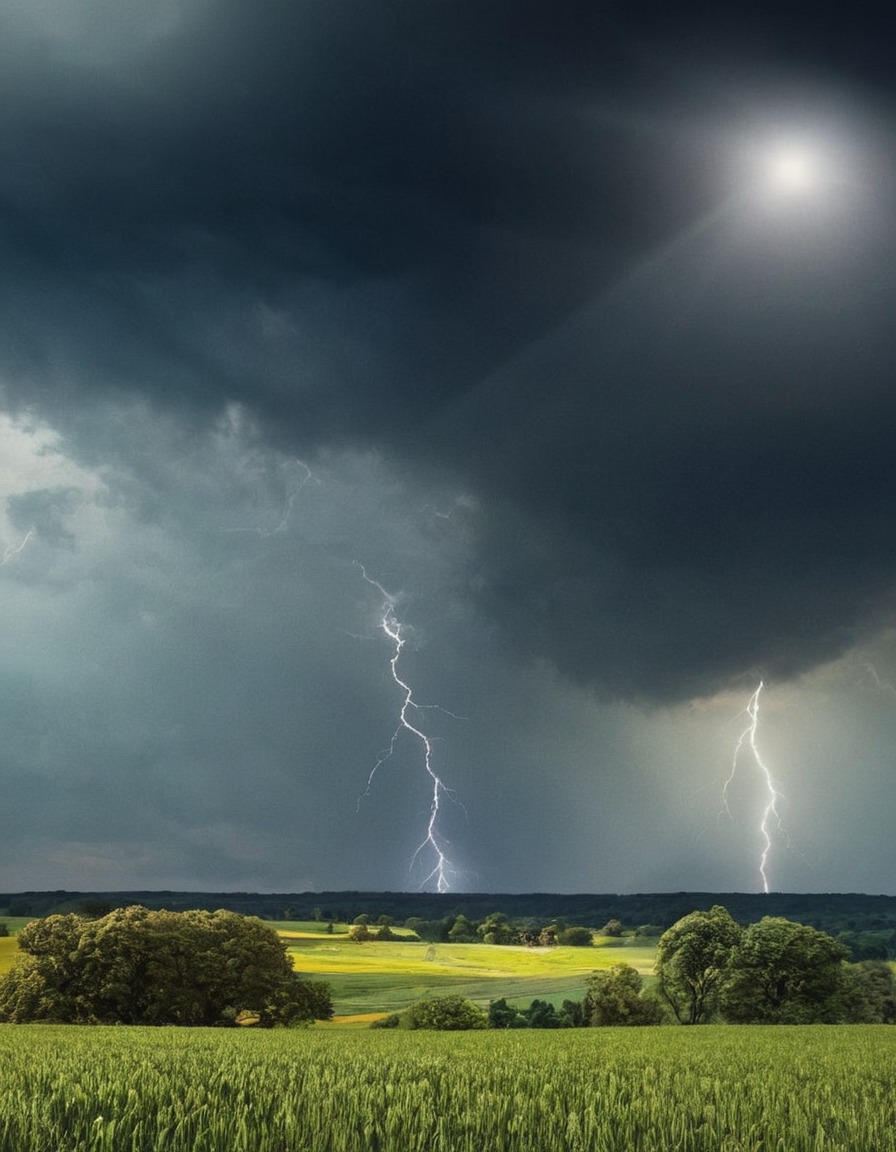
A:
0,1024,892,1151
284,935,654,1017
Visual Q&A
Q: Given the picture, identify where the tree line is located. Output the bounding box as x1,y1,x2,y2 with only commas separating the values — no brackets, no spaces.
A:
4,891,895,954
349,910,606,946
402,906,896,1030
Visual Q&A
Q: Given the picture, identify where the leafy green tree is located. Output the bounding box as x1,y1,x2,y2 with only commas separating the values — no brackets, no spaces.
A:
655,905,742,1024
477,912,517,945
585,963,664,1026
488,997,526,1029
558,927,593,947
841,960,896,1023
559,998,588,1027
599,919,624,937
348,923,371,942
373,923,396,941
0,906,332,1027
447,915,477,943
407,994,487,1030
0,922,8,937
720,917,849,1024
524,999,567,1028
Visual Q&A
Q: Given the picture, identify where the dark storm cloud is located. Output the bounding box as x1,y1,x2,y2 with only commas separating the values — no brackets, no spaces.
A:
4,0,896,703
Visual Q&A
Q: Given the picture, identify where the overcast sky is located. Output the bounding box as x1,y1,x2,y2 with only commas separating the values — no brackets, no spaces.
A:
2,1,896,896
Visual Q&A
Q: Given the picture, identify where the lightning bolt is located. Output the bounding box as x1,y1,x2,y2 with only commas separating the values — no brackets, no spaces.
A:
355,562,457,892
722,680,785,893
0,527,36,567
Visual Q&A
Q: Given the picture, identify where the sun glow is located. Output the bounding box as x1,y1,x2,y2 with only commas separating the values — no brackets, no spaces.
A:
765,144,819,195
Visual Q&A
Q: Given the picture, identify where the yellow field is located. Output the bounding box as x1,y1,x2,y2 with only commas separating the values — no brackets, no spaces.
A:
284,936,657,1016
0,937,19,976
286,937,654,978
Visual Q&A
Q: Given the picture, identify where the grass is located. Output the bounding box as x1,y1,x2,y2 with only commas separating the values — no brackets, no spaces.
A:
0,918,33,936
0,1024,892,1151
283,936,657,1017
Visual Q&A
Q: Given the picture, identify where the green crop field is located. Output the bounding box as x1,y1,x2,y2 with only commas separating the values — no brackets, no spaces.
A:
283,935,654,1017
0,1024,892,1151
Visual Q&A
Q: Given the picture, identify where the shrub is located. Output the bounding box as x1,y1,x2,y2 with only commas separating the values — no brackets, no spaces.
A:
407,995,487,1030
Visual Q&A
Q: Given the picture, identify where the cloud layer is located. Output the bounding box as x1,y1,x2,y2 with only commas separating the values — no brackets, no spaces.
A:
2,2,896,893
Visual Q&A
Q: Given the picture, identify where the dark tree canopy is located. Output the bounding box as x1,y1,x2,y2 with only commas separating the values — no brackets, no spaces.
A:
0,906,332,1027
841,960,896,1024
720,917,849,1024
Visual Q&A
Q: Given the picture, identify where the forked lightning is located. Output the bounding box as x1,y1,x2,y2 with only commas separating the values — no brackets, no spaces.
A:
722,680,785,893
356,563,456,892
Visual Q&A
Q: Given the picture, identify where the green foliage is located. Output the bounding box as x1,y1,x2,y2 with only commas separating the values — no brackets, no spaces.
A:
599,919,624,937
557,926,593,947
656,905,742,1025
406,994,487,1030
370,1012,401,1029
446,915,477,943
720,917,849,1024
0,922,8,938
477,912,517,945
487,997,583,1029
585,963,665,1026
487,997,526,1029
0,906,332,1027
841,960,896,1023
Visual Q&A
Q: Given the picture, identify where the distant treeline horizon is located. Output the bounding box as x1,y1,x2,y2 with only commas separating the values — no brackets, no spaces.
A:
2,890,896,956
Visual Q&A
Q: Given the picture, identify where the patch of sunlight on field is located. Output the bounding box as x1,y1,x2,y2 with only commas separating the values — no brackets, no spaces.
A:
287,940,655,978
287,938,658,1016
0,937,20,975
316,1013,392,1029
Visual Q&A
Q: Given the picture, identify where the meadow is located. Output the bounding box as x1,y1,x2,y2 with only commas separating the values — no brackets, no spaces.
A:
0,1024,892,1151
281,929,655,1018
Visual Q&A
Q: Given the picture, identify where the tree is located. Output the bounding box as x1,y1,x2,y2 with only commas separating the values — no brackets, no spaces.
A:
560,998,588,1027
0,923,8,938
558,927,593,947
655,905,742,1025
585,964,664,1026
841,960,896,1023
349,923,371,942
720,917,849,1024
599,919,624,937
477,912,517,945
0,906,332,1027
488,997,526,1029
524,999,567,1028
447,915,476,943
407,994,487,1030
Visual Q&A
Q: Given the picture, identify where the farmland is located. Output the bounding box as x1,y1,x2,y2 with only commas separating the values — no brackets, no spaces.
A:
0,1024,893,1151
283,930,655,1017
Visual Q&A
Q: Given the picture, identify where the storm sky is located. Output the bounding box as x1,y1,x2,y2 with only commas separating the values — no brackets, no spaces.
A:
3,1,896,895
